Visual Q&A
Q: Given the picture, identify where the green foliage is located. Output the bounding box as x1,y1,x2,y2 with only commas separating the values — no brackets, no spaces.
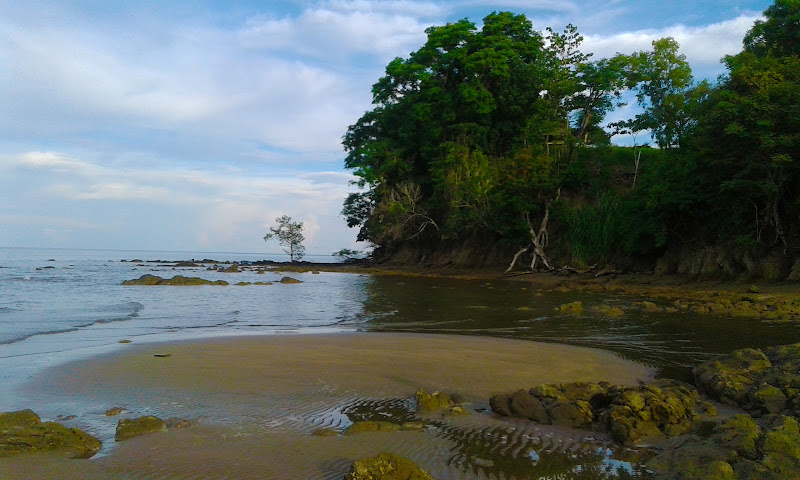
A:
263,215,306,262
341,2,800,269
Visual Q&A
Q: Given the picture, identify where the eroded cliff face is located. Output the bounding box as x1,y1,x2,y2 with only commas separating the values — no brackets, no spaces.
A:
655,246,800,282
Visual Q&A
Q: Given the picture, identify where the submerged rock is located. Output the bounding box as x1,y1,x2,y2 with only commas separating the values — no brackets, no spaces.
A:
415,389,469,416
115,416,167,441
279,276,302,284
344,421,401,435
694,343,800,417
490,380,716,444
0,409,101,458
122,274,229,286
344,452,435,480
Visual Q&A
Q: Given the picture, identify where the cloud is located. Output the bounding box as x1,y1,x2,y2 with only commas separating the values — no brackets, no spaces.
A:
237,2,436,62
582,14,760,78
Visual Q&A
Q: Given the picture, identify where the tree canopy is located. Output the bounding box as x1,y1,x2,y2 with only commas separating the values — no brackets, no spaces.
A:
342,3,800,272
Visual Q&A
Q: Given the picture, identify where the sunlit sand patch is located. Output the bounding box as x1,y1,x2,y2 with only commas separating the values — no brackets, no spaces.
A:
8,332,654,479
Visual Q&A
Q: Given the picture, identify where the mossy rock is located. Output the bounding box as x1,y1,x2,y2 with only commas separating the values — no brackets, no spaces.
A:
279,276,302,284
591,304,625,316
557,301,583,314
122,274,229,286
344,452,435,480
344,421,401,435
492,380,711,444
415,389,454,413
115,416,167,441
311,427,339,437
0,410,101,458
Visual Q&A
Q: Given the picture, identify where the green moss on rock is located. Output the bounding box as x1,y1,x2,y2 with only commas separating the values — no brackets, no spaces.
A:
122,274,229,286
344,452,435,480
115,416,167,441
0,409,101,458
491,380,713,444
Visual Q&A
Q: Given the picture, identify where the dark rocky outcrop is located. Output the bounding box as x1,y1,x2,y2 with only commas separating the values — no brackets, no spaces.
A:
115,416,167,441
647,414,800,479
122,274,229,286
694,343,800,417
490,380,717,444
279,276,302,284
344,452,435,480
0,409,101,458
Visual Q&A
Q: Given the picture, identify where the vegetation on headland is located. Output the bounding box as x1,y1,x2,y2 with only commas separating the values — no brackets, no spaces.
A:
342,1,800,280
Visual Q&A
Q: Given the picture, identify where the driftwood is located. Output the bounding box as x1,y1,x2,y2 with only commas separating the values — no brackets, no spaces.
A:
504,209,553,274
593,265,620,278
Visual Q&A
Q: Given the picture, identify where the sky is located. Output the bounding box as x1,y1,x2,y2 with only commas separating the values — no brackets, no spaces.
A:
0,0,773,255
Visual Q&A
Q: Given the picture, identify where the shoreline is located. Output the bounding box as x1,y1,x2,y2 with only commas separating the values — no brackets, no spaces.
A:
4,331,654,479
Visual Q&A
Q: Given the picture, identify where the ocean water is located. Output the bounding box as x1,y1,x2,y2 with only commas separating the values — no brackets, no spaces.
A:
0,247,369,408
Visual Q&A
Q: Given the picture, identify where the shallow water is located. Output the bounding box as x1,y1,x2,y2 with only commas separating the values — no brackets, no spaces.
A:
2,247,800,479
358,275,800,381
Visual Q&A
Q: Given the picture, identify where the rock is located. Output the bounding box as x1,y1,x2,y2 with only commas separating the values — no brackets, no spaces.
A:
122,274,229,286
591,304,625,316
165,418,194,429
344,421,401,435
279,276,302,284
508,389,548,422
104,407,125,416
415,389,454,413
695,343,800,417
647,414,800,480
344,452,435,480
760,415,800,477
118,339,132,344
557,301,583,314
115,416,167,441
311,427,339,437
0,409,101,458
491,380,713,444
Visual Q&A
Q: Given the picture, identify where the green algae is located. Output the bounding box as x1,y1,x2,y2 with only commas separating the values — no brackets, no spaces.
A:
344,452,435,480
115,416,167,441
0,409,101,458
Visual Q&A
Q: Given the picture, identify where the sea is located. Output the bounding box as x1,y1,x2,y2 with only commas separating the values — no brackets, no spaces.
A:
0,247,370,410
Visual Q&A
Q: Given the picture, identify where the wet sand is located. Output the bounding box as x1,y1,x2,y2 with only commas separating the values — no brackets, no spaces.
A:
5,332,654,479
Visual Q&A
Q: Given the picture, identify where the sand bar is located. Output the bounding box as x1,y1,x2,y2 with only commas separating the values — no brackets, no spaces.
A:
5,332,654,479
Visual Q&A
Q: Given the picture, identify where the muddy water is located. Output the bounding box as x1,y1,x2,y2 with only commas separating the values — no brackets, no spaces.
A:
359,275,800,382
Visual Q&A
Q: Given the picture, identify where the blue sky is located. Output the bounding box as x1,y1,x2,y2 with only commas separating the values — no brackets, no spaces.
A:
0,0,772,255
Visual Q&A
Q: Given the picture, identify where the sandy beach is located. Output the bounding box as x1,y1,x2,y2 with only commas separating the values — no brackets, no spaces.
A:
4,332,654,479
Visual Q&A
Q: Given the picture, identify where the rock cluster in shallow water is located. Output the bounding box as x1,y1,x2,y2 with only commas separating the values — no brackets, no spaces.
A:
490,379,717,444
647,413,800,479
122,274,229,286
694,343,800,417
0,409,101,458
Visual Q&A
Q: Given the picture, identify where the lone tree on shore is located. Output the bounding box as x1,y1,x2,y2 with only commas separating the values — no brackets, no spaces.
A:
263,215,306,262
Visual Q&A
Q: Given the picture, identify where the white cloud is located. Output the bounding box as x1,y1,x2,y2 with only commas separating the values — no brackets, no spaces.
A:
583,14,760,78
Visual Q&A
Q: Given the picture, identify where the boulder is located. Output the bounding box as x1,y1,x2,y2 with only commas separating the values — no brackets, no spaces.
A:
279,276,302,284
491,380,715,444
115,416,167,441
647,414,800,480
0,409,101,458
344,452,435,480
694,343,800,416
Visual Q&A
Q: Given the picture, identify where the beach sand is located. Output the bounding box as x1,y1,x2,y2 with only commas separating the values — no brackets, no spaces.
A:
4,332,653,479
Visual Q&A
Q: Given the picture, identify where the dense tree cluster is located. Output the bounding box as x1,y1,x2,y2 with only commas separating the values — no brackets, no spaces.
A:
343,1,799,271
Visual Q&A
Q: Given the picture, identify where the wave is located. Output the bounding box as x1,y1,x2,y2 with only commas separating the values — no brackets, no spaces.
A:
0,307,15,313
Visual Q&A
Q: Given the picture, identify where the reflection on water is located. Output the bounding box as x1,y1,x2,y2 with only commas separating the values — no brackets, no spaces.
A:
360,275,800,381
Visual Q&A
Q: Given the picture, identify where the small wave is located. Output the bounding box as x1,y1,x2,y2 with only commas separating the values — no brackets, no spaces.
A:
0,327,81,346
0,307,15,313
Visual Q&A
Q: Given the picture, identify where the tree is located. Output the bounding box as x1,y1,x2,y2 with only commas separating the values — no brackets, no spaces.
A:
263,215,306,262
